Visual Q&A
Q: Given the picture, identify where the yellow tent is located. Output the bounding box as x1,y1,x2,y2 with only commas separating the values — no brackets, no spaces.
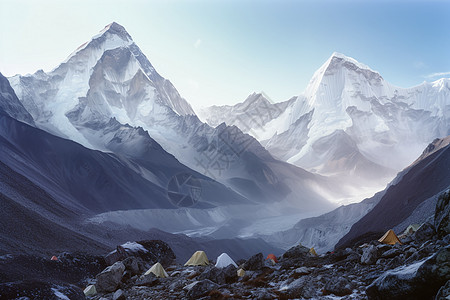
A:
237,268,246,277
309,247,318,256
378,229,402,245
144,262,169,278
184,250,209,266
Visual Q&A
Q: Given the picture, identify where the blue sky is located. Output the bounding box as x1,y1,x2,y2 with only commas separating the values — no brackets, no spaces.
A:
1,0,449,110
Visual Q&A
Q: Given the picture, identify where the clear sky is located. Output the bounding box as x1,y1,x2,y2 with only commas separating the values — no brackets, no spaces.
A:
1,0,449,111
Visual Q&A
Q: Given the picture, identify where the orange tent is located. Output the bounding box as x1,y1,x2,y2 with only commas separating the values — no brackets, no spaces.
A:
378,229,402,245
51,256,58,261
266,254,278,263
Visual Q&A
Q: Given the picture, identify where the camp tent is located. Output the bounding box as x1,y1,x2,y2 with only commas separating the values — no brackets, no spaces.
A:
237,268,246,277
144,262,169,278
402,224,420,237
51,256,58,261
309,247,318,256
184,250,209,266
215,253,237,268
266,254,278,264
378,229,402,245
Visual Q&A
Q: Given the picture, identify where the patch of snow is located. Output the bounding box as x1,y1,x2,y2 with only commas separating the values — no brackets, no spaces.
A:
384,257,428,279
121,241,148,253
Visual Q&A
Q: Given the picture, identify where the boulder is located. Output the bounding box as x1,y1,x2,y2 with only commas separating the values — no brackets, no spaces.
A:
105,240,176,267
96,261,125,293
294,267,310,276
435,191,450,238
435,280,450,300
198,265,238,285
243,253,263,271
222,264,238,283
361,245,378,265
286,276,317,299
186,279,219,299
283,245,309,260
324,277,352,296
413,222,436,244
366,246,450,300
122,256,144,275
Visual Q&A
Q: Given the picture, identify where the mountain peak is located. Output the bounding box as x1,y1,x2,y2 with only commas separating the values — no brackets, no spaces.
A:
99,22,132,41
326,52,375,73
243,92,271,107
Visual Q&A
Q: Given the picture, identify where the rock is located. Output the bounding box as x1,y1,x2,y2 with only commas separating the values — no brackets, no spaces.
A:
222,264,238,283
135,273,159,287
283,244,309,260
186,279,219,299
83,284,97,296
324,277,352,296
435,279,450,300
286,276,317,299
136,240,176,266
243,253,263,271
382,248,402,259
361,245,378,265
405,247,417,257
96,261,125,293
376,244,392,253
113,289,126,300
105,240,176,267
330,249,350,262
294,267,310,275
346,253,361,262
387,256,403,269
105,245,127,265
122,256,142,275
367,246,450,300
198,265,238,285
413,222,436,244
435,191,450,238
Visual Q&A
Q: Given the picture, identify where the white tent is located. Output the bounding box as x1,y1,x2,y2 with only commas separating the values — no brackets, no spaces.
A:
144,262,169,278
215,253,238,268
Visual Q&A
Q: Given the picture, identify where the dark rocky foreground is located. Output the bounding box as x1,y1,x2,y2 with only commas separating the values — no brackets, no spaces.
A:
0,192,449,300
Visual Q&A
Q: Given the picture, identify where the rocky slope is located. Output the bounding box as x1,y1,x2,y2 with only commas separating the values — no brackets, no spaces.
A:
2,192,448,299
336,137,450,250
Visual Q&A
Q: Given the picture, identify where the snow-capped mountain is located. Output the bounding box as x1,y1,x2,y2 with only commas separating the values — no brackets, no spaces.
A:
0,72,34,126
9,22,345,233
200,53,450,202
9,22,194,149
198,92,294,136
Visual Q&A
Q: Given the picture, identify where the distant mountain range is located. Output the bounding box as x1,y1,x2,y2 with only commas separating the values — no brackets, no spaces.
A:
200,53,450,203
2,22,449,257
